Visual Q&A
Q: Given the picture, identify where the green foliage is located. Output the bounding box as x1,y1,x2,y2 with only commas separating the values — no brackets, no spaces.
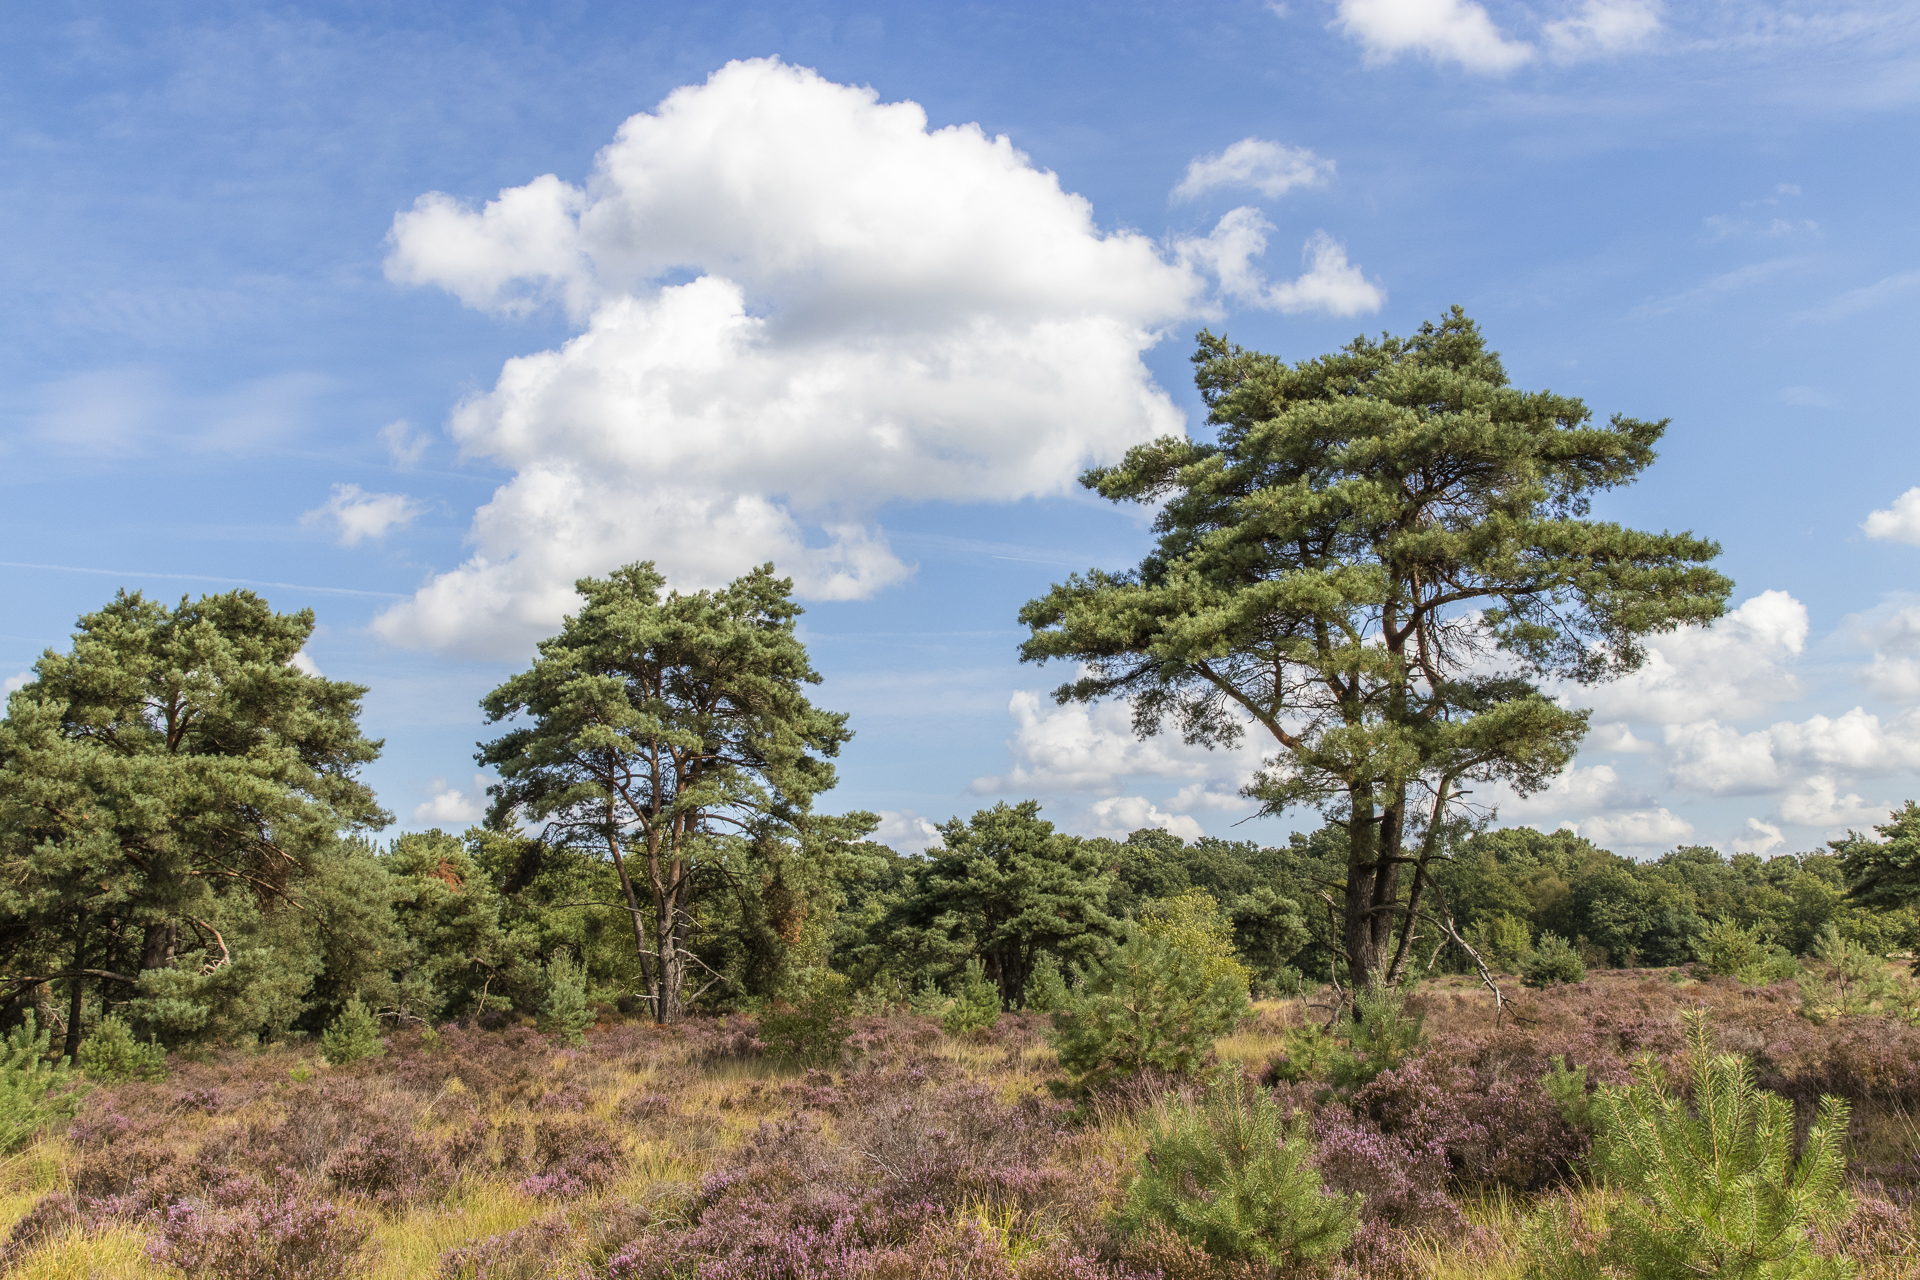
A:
1021,951,1071,1012
888,801,1117,1009
541,950,595,1046
0,1014,82,1152
1835,800,1920,912
1524,1013,1854,1280
1799,925,1909,1024
319,994,385,1066
760,970,855,1067
1469,911,1535,972
1327,984,1426,1090
75,1014,167,1082
0,588,387,1055
1543,1055,1593,1131
941,958,1002,1035
1051,928,1249,1093
1018,311,1730,992
1524,931,1588,988
1266,1018,1339,1084
1118,1085,1359,1267
1694,918,1798,985
478,562,863,1022
1137,891,1250,992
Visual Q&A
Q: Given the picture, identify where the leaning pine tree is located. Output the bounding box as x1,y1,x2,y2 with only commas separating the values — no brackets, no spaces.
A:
478,563,869,1022
1020,310,1730,994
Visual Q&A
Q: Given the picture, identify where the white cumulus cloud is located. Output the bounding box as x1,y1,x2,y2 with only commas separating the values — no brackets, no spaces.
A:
1083,796,1206,842
1576,807,1696,850
302,483,426,547
375,59,1217,657
875,809,942,855
974,690,1242,795
1777,775,1889,829
1864,488,1920,545
1332,0,1536,73
2,672,31,696
288,650,323,678
1172,138,1334,202
1571,590,1807,725
1730,818,1785,856
1179,213,1385,317
412,776,489,827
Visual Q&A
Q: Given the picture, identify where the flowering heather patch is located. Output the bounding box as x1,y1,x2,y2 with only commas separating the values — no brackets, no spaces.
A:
146,1176,373,1280
18,974,1920,1276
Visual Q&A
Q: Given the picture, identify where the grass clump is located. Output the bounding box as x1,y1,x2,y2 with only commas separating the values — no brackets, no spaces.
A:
1119,1084,1359,1269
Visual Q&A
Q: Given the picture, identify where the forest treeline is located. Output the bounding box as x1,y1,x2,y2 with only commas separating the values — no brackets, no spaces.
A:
3,576,1917,1059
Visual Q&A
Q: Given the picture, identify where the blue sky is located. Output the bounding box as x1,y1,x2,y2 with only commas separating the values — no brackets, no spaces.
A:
3,1,1918,858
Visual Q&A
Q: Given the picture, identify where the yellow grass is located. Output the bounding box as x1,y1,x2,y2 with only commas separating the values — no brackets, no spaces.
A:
10,1222,152,1279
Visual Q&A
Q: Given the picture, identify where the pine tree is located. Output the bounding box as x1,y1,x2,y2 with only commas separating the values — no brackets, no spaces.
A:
1525,1012,1854,1279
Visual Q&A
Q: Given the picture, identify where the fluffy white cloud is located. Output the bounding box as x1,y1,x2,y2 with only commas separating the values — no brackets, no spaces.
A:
1663,720,1782,795
875,809,942,855
1770,706,1920,773
376,59,1226,657
1543,0,1661,59
1777,774,1889,829
1730,818,1785,856
1083,796,1206,842
1172,781,1256,812
1576,807,1696,849
1332,0,1536,73
974,691,1243,794
1172,138,1334,202
1864,488,1920,545
412,776,489,827
302,483,425,547
1497,763,1641,819
1179,213,1385,316
1587,722,1657,753
1571,590,1807,725
288,650,323,678
2,672,31,695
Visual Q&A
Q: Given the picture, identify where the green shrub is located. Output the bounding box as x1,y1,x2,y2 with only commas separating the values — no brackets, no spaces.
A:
1267,1018,1339,1084
75,1015,168,1082
1327,984,1426,1090
0,1014,83,1151
1021,952,1072,1012
1051,928,1249,1093
1523,1012,1853,1280
760,970,855,1067
1469,911,1536,973
942,958,1001,1035
1799,925,1896,1023
1694,917,1798,986
1118,1084,1359,1268
540,950,595,1046
1523,932,1587,988
1138,891,1251,991
1543,1054,1592,1131
319,995,386,1066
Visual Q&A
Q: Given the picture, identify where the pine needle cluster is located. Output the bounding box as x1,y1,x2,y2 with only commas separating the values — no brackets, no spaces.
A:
1526,1012,1854,1279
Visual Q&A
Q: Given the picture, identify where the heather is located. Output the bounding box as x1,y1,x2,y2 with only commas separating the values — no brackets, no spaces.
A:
4,970,1920,1277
